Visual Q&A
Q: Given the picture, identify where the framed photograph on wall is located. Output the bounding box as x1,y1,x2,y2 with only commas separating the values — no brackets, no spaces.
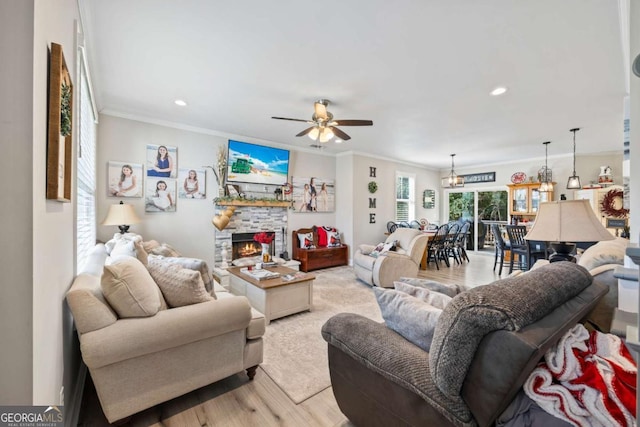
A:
145,178,176,212
292,177,335,212
46,42,73,202
108,161,143,198
178,167,206,199
146,144,177,178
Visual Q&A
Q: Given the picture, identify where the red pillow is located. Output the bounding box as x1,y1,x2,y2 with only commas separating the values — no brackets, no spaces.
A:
316,226,336,247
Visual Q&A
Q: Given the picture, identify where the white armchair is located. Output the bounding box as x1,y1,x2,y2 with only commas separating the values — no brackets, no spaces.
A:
353,228,429,288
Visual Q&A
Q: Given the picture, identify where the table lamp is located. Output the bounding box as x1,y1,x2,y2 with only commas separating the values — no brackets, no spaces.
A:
525,199,614,263
102,201,141,234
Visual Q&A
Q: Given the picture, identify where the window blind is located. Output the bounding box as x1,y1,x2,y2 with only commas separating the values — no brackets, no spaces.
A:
76,59,97,273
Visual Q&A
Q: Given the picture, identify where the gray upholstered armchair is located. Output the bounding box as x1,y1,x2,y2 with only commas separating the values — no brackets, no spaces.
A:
353,228,429,288
322,262,607,426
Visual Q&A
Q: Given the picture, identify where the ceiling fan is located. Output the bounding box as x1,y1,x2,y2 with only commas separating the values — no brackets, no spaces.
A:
272,99,373,143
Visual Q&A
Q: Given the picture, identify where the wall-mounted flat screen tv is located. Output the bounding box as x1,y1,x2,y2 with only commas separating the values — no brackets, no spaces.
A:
226,140,290,186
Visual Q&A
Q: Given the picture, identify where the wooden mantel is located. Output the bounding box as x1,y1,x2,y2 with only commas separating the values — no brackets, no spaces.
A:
215,199,291,208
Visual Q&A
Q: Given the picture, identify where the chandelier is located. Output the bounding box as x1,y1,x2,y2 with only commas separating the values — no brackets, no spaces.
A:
539,141,553,192
441,154,464,188
566,128,581,189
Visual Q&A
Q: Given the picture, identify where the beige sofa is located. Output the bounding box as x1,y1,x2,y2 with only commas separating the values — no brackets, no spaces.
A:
353,228,429,288
66,244,265,423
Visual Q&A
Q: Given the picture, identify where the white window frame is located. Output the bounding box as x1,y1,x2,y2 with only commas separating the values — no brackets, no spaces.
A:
395,171,416,222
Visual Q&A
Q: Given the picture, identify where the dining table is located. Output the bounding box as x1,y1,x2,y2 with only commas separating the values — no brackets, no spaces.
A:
420,230,437,269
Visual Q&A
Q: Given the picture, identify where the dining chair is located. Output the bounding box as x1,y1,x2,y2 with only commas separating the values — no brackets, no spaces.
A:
454,221,471,262
444,222,461,264
506,225,529,274
426,224,450,269
491,223,511,275
387,221,398,233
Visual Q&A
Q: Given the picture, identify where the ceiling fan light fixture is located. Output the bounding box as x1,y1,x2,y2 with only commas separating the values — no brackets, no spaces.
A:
307,127,320,141
320,128,334,142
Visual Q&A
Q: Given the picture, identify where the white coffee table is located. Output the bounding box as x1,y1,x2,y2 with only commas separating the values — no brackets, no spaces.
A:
227,266,315,324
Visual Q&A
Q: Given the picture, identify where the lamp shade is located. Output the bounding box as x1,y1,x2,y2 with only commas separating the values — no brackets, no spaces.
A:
102,202,141,228
525,199,614,243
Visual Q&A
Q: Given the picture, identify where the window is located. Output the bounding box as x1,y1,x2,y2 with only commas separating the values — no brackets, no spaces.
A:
395,172,415,222
76,49,98,272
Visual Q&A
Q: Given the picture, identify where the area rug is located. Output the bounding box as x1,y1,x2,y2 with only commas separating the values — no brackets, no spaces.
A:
260,266,382,404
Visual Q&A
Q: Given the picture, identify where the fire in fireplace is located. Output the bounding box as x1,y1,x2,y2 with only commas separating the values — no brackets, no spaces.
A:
232,232,275,260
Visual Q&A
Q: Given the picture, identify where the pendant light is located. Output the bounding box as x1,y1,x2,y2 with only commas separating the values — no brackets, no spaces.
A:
566,128,581,189
539,141,553,192
441,154,464,188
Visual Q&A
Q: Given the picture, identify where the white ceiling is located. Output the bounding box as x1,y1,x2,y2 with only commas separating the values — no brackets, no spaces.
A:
80,0,628,170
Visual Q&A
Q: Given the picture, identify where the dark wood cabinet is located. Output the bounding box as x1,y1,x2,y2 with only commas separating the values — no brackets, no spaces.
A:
294,245,349,272
292,228,349,272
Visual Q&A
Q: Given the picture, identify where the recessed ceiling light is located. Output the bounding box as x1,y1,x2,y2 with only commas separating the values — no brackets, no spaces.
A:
490,87,508,96
335,139,343,144
174,99,187,107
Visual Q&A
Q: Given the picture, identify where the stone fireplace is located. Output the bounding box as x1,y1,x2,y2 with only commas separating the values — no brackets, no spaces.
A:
213,205,288,265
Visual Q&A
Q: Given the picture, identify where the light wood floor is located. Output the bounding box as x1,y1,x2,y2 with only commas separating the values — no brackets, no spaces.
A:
78,252,501,427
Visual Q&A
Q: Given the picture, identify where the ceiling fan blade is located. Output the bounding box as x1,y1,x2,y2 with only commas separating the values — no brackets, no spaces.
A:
271,116,311,123
333,119,373,126
296,126,317,137
314,102,328,121
330,126,351,141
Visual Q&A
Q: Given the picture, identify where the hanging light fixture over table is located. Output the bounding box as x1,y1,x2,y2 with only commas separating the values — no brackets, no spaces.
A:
441,154,464,188
538,141,553,192
566,128,581,189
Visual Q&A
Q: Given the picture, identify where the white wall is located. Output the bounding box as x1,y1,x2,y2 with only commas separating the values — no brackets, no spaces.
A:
97,115,338,266
32,0,80,406
1,0,35,404
0,0,80,406
447,151,624,209
350,154,441,250
97,115,223,267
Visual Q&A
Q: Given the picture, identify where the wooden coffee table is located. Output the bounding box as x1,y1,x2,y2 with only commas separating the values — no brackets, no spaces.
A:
227,266,315,324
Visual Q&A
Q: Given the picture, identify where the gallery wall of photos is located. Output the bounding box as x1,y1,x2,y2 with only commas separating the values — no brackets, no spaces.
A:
107,144,207,213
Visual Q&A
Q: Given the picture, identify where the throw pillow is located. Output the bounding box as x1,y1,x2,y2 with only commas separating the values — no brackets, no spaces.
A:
147,257,213,308
397,277,468,298
150,242,182,258
316,226,337,247
147,254,215,295
327,230,341,247
297,232,315,249
109,239,137,260
359,244,376,255
577,238,627,271
369,242,386,258
373,287,443,352
394,281,452,309
142,239,161,254
134,240,148,266
101,257,161,318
